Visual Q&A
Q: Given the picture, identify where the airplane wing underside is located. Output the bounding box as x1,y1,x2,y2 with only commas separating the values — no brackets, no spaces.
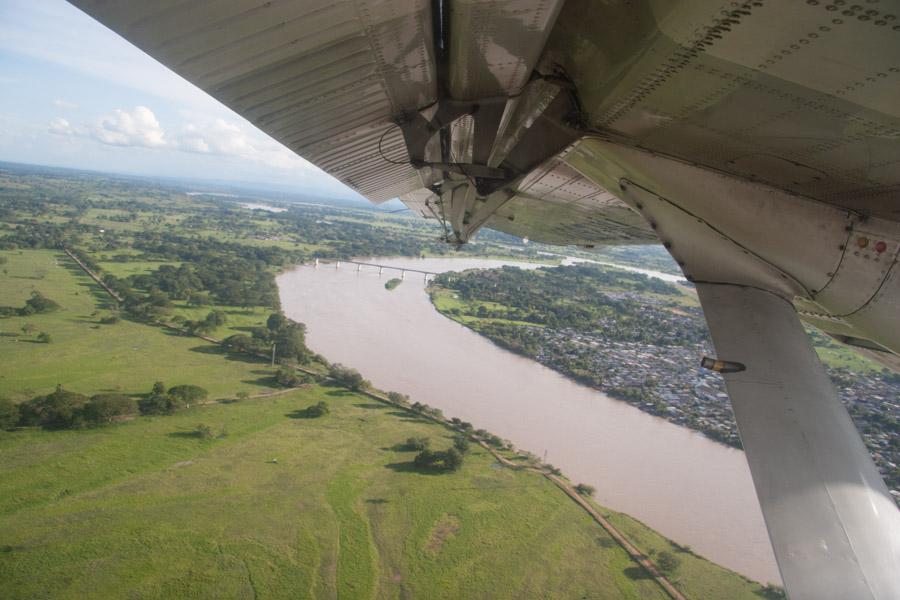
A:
67,1,900,598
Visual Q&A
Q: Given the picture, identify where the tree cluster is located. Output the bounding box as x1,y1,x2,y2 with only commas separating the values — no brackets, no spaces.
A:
0,291,60,317
328,364,369,391
222,313,311,363
275,366,316,387
13,386,137,429
413,447,464,472
183,310,226,335
138,381,208,415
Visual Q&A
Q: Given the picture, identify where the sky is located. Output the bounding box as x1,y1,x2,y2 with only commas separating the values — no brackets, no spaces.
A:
0,0,364,200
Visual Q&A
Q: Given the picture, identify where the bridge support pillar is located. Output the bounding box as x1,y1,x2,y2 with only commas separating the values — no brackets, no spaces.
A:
379,267,384,276
336,261,340,269
314,258,319,268
401,270,405,280
357,263,361,272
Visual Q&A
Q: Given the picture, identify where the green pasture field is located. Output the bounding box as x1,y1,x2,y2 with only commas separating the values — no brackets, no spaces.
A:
0,250,279,402
0,385,773,599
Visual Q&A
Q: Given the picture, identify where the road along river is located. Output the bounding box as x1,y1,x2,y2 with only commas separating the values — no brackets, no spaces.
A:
277,256,780,584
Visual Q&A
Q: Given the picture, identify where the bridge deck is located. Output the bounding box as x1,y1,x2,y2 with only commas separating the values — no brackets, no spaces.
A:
314,259,438,276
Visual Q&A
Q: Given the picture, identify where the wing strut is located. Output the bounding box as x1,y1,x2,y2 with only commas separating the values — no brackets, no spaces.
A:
697,283,900,599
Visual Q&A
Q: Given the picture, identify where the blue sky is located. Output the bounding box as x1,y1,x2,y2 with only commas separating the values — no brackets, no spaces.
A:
0,0,361,199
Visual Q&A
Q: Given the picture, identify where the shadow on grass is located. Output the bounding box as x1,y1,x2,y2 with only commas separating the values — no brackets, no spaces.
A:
365,498,389,504
623,566,652,581
384,410,431,423
285,409,325,419
158,327,188,338
190,345,268,364
382,443,419,452
59,262,117,309
241,376,279,388
189,344,227,355
353,403,385,410
384,461,447,475
325,389,354,398
168,430,206,439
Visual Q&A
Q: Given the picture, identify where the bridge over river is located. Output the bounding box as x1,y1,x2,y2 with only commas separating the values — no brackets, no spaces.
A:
312,258,438,281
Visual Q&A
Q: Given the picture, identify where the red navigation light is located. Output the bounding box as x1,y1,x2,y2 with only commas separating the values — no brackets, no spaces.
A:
875,241,887,253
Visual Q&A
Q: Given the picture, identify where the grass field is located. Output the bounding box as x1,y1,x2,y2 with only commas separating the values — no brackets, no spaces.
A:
0,250,280,402
0,385,775,599
0,248,777,599
0,385,670,599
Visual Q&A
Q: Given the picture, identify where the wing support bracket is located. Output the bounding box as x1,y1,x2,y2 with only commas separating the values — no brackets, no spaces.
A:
697,283,900,600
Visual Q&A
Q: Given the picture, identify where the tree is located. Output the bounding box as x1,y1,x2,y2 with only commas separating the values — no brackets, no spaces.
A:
18,385,90,429
304,401,329,418
276,366,308,387
195,423,214,440
452,435,470,454
656,551,680,574
236,391,250,402
204,310,227,328
328,364,369,391
387,391,409,405
442,448,464,471
404,436,430,451
138,393,176,416
574,483,595,497
167,384,208,405
36,332,51,344
266,312,287,332
274,323,310,363
139,382,176,415
82,394,137,425
413,447,464,472
0,397,19,429
413,449,440,468
188,291,211,306
21,323,36,336
21,292,59,315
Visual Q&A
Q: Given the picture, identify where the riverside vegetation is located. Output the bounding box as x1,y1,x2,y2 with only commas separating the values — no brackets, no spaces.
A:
0,162,784,598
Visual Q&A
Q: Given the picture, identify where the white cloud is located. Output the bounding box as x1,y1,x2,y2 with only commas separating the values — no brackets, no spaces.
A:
90,106,166,148
47,106,317,173
49,106,166,149
48,117,75,135
173,118,317,173
52,99,78,109
177,119,252,156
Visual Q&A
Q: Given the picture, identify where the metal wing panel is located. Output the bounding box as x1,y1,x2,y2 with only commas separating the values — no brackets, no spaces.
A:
447,0,566,100
69,0,438,203
544,0,900,218
484,152,655,245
